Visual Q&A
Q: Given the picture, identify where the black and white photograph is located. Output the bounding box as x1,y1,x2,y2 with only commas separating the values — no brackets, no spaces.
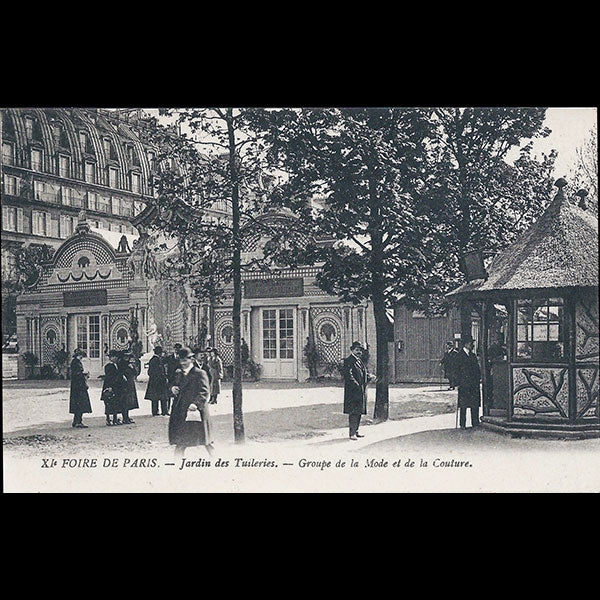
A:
1,106,598,492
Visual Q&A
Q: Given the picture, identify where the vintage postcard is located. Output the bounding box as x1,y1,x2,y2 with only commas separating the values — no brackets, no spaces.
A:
2,107,598,493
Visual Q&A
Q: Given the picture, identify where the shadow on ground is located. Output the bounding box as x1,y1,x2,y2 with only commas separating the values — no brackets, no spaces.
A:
356,426,600,454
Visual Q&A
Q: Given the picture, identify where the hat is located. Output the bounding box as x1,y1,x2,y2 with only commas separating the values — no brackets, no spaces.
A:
350,341,364,351
154,346,163,354
462,335,474,344
108,349,119,358
174,343,183,350
178,346,193,359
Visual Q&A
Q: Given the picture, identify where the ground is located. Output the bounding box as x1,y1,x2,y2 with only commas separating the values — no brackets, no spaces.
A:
3,378,599,492
2,378,456,457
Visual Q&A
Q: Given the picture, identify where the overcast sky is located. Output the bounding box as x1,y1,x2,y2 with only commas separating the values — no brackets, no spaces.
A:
514,107,597,177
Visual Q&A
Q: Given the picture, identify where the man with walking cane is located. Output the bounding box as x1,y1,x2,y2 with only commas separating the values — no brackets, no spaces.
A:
453,335,481,429
343,341,370,440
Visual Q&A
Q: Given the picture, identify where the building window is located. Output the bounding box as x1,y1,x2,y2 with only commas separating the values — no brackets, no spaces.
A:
58,155,70,178
131,172,141,194
108,167,119,188
3,174,18,196
121,199,132,217
61,186,71,206
85,162,95,183
1,250,17,280
70,188,85,208
31,149,43,171
2,142,15,165
97,195,110,213
24,116,33,139
516,298,565,361
32,211,49,236
2,206,17,231
59,215,77,238
53,123,70,149
34,181,60,204
111,197,121,215
79,130,93,154
262,311,276,359
87,192,98,212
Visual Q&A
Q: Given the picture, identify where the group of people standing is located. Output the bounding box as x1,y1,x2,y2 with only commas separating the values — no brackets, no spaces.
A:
68,342,223,456
101,350,140,426
144,344,223,415
68,347,139,428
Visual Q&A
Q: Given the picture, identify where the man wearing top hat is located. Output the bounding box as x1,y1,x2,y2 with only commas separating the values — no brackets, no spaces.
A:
454,335,481,429
343,341,369,440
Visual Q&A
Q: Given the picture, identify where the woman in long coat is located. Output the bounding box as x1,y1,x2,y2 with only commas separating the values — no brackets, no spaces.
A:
208,348,224,404
145,346,169,416
102,350,126,425
168,347,213,457
69,348,92,428
118,353,139,424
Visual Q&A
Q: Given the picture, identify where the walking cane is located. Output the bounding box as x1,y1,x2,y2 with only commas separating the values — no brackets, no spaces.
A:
455,400,459,429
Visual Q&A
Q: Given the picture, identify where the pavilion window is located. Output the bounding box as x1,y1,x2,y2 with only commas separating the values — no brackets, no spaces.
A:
516,298,565,362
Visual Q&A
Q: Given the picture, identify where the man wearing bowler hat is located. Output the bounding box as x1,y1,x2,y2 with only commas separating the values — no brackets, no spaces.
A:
343,341,368,440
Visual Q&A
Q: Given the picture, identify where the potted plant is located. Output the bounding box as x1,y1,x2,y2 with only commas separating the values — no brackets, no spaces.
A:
52,347,70,379
303,338,320,380
21,351,39,379
243,359,262,382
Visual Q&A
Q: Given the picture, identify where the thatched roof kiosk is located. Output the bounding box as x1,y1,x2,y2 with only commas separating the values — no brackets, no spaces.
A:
447,178,599,438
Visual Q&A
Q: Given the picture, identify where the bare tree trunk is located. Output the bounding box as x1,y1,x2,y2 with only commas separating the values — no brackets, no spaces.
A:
367,171,389,422
372,288,390,422
227,109,245,443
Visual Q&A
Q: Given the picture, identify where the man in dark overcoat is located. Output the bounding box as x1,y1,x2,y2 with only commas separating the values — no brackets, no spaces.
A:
165,343,183,415
168,347,213,456
145,346,169,416
118,352,139,424
454,335,481,429
343,341,368,440
102,349,126,425
441,342,459,390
